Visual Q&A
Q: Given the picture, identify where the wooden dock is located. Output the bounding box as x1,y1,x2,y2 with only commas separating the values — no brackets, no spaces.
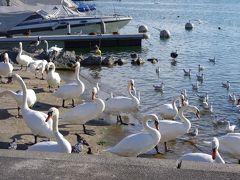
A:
0,33,149,48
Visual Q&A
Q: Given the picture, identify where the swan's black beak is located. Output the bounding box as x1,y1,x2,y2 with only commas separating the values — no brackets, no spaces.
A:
212,148,217,160
196,110,200,119
46,111,53,122
154,120,159,130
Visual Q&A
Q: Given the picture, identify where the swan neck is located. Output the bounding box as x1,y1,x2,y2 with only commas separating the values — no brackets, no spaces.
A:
142,115,160,137
16,76,29,109
178,106,191,131
95,98,105,112
53,111,59,132
17,76,29,109
172,97,179,119
45,41,49,52
19,45,22,55
75,65,82,85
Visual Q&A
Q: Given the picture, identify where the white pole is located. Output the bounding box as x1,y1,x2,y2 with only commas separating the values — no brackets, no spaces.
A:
67,23,71,35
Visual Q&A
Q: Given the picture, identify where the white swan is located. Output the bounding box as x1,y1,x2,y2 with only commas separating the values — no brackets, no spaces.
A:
177,137,225,168
44,40,63,54
27,60,48,80
153,82,164,92
104,114,161,157
183,69,191,76
0,89,37,117
0,53,13,83
159,105,200,152
61,86,105,135
197,92,208,103
218,133,240,163
198,64,204,72
202,100,213,113
209,57,216,63
46,62,61,92
159,95,184,120
53,62,85,107
192,81,199,91
28,107,72,153
12,74,53,143
196,73,204,82
222,81,230,90
228,92,237,104
16,42,34,70
225,121,236,132
104,79,140,125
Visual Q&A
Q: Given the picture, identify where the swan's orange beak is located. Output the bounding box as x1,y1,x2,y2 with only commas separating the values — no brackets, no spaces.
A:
196,111,200,119
45,112,52,122
154,120,159,130
212,148,217,160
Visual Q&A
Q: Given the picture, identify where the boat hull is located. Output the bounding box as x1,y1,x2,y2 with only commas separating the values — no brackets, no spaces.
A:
6,16,132,36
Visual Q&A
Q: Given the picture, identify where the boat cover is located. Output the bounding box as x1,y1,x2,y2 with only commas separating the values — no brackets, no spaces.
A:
0,0,77,8
0,5,81,33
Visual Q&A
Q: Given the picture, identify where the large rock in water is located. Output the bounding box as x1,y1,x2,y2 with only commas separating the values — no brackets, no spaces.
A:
49,51,78,70
81,55,102,66
102,56,115,66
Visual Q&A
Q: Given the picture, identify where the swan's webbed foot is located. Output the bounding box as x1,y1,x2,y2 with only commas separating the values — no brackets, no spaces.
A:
155,145,164,155
164,142,174,153
19,65,23,70
83,125,95,136
116,115,135,126
34,136,38,144
87,147,93,154
17,107,20,118
72,99,75,107
62,100,65,108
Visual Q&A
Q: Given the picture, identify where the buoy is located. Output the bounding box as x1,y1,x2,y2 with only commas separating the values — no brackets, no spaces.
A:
138,25,148,33
185,21,194,30
160,30,171,39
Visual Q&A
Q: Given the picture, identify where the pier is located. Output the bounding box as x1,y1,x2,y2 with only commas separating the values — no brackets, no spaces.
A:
0,33,149,48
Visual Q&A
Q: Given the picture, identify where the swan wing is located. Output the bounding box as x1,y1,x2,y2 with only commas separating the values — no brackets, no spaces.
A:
105,97,136,113
53,83,83,99
159,120,186,142
62,102,100,123
22,109,53,138
180,153,213,163
218,134,240,158
105,132,158,156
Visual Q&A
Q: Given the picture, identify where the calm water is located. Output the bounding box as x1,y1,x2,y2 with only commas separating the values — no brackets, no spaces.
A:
73,0,240,162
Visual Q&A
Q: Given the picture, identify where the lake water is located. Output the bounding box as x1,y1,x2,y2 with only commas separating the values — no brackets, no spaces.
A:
72,0,240,163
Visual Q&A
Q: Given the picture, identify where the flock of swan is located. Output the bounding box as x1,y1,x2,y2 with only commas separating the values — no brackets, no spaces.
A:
0,41,240,168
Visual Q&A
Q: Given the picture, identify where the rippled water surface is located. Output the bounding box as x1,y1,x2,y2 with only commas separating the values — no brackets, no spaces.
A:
72,0,240,163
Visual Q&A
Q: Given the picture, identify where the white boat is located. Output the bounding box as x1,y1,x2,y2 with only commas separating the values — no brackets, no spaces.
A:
0,0,132,36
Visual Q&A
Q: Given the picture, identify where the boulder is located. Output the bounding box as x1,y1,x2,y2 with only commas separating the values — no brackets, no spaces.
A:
102,56,115,66
114,58,128,66
50,50,78,70
81,55,102,66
